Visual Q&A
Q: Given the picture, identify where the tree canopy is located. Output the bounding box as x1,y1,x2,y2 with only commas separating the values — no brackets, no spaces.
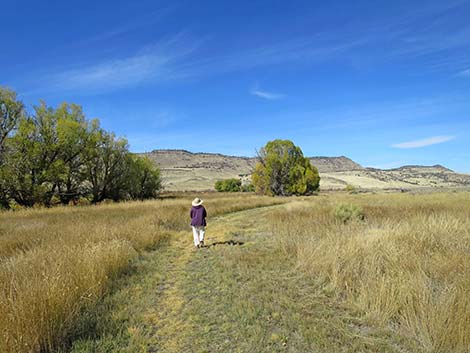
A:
0,87,25,160
252,139,320,196
0,86,162,208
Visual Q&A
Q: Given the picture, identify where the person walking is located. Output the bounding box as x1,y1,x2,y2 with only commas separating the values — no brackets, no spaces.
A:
190,197,207,248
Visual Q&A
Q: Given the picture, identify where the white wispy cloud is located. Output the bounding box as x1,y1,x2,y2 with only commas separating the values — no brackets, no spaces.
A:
55,54,170,91
67,7,175,49
191,1,470,77
189,6,470,78
205,35,365,74
47,34,202,93
22,0,470,95
251,89,285,100
391,135,456,149
459,68,470,76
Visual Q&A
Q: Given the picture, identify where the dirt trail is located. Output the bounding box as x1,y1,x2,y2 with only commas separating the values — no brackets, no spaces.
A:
146,232,195,352
146,205,278,352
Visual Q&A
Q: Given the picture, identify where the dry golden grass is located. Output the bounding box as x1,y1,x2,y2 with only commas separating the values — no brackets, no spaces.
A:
271,192,470,353
0,193,284,353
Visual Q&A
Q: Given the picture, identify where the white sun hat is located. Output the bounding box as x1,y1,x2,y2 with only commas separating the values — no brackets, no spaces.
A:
192,197,204,206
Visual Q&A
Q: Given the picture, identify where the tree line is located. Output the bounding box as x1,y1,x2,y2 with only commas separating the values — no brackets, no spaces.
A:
0,87,161,209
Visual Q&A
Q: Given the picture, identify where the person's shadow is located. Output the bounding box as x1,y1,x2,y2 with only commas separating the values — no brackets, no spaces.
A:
203,240,244,248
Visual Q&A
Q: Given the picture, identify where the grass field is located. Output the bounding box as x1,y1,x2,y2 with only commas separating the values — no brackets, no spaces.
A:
1,192,469,352
272,192,470,353
0,194,285,353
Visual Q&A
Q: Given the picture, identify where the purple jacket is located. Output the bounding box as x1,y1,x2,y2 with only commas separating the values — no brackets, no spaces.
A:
190,205,207,227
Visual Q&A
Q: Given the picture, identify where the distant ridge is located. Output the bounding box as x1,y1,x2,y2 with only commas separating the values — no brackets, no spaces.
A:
138,149,470,191
143,149,256,173
143,149,363,173
148,149,253,159
309,156,363,172
388,164,454,173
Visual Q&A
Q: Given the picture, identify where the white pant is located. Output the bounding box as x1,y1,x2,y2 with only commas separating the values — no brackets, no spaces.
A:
192,226,205,246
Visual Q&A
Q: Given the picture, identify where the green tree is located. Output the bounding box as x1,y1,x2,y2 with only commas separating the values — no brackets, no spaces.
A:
1,101,103,206
3,102,66,206
82,129,129,203
124,155,162,200
3,115,44,206
0,87,25,160
54,103,99,204
0,88,163,207
252,139,320,196
0,87,25,208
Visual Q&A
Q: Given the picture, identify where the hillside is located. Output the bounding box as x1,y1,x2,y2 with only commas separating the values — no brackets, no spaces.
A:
139,149,470,191
144,149,256,173
309,156,363,172
141,150,256,190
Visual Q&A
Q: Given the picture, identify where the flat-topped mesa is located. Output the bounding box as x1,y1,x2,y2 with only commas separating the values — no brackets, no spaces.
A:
309,156,364,173
148,149,254,160
140,150,364,173
140,149,257,173
135,149,468,191
387,164,454,173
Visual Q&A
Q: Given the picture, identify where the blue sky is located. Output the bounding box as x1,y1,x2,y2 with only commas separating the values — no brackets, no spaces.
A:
2,0,470,172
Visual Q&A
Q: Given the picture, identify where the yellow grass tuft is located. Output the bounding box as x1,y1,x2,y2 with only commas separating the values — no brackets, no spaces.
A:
271,192,470,353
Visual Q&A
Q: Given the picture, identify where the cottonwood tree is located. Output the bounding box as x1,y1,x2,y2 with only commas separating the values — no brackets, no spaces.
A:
2,101,99,206
3,102,66,206
0,87,25,208
54,103,99,204
3,114,44,206
0,88,163,207
124,155,162,200
83,129,129,203
0,87,24,160
252,139,320,196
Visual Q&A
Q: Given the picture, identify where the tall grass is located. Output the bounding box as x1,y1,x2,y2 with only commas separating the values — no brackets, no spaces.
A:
271,192,470,353
0,193,284,353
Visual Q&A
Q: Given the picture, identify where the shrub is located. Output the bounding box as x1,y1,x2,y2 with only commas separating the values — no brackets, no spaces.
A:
8,200,24,211
344,184,357,193
334,203,365,223
76,197,91,207
214,178,241,192
241,183,255,192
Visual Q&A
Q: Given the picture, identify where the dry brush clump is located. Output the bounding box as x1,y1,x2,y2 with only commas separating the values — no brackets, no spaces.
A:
0,194,284,353
271,192,470,353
